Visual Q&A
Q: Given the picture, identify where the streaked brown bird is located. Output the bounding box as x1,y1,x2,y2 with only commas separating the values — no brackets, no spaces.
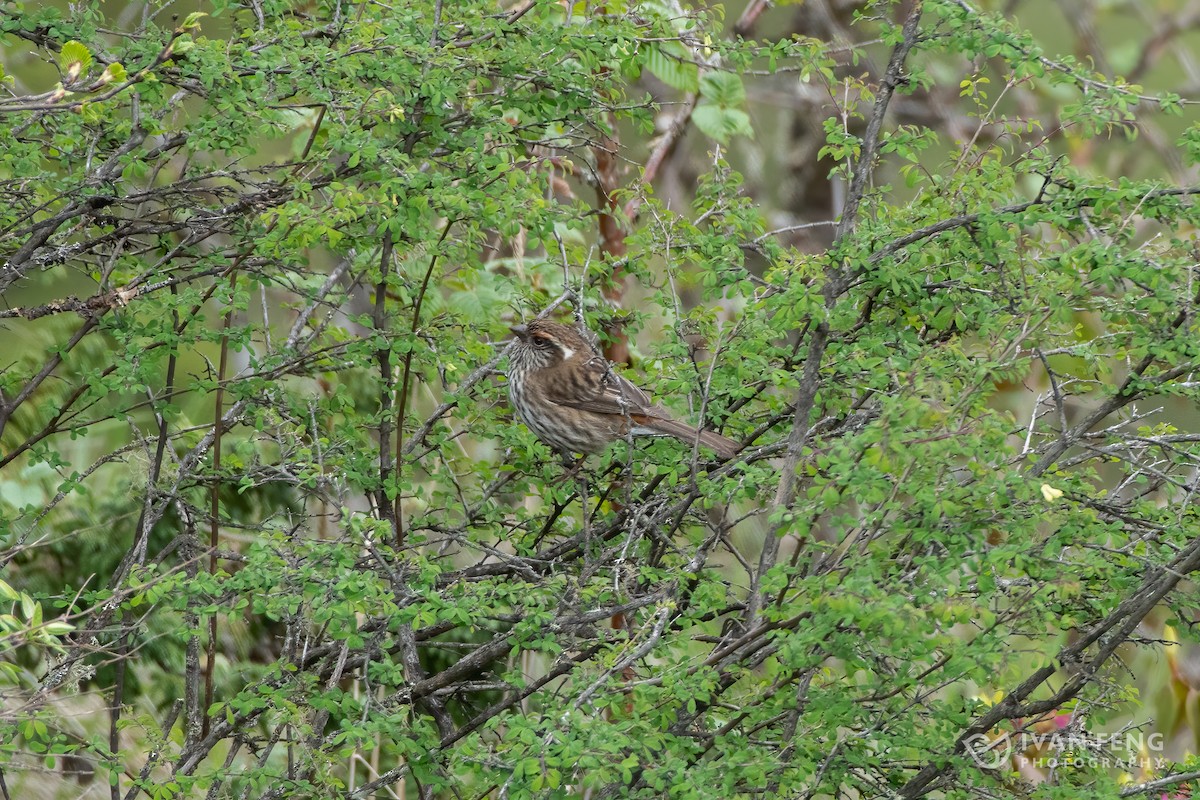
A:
507,320,740,460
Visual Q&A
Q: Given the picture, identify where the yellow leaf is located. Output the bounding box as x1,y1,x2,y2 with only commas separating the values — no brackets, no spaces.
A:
1040,483,1063,502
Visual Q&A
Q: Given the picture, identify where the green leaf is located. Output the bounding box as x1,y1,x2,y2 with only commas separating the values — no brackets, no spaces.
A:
180,11,208,31
58,41,92,75
693,105,753,143
699,71,746,107
98,61,127,85
643,43,699,93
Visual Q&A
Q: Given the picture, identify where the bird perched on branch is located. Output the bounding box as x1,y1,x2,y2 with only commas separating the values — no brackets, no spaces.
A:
507,319,740,460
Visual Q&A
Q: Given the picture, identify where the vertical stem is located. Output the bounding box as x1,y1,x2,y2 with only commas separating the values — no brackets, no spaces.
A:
593,110,630,365
112,285,183,790
747,1,925,625
395,221,453,547
183,513,202,746
204,272,238,738
109,636,126,800
374,232,398,541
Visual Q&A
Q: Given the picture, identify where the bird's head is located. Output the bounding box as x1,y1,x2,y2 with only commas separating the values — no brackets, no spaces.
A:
509,320,592,370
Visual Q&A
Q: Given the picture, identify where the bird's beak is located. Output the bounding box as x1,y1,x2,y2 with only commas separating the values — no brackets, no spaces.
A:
510,324,528,339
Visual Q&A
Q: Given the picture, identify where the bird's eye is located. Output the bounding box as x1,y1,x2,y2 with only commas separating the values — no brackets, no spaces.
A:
533,335,553,348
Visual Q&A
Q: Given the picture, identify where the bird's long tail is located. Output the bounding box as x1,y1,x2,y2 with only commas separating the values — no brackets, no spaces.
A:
644,417,741,460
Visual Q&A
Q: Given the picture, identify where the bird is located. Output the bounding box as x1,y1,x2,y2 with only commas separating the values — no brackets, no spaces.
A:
506,319,740,460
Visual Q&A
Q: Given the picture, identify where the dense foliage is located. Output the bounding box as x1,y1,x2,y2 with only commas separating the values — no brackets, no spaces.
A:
3,0,1200,797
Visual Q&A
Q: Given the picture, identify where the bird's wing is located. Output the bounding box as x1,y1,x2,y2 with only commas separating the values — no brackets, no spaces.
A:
546,357,660,418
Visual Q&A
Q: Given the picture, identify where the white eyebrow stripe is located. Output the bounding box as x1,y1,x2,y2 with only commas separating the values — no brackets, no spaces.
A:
559,346,575,359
